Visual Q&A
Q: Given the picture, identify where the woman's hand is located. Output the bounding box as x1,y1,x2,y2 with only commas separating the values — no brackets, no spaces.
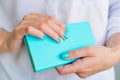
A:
57,46,120,78
3,13,66,53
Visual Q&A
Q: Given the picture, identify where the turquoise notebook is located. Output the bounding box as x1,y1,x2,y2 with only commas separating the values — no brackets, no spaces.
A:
24,22,96,72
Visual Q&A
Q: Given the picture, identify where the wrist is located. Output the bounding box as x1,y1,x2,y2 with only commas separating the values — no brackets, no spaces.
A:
0,31,11,52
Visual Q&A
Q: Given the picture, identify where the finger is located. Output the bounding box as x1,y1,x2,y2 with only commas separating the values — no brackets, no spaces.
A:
56,66,64,71
57,59,84,75
26,26,45,39
22,14,64,42
57,64,75,75
76,72,88,78
26,12,47,21
45,19,67,39
39,23,63,42
76,68,94,78
60,48,89,60
48,16,65,29
19,20,39,29
28,13,64,29
14,26,44,40
69,49,88,59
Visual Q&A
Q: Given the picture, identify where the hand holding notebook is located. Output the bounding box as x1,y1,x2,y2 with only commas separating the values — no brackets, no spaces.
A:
24,22,96,72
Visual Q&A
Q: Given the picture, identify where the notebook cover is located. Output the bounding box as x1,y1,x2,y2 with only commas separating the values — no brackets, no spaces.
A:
24,22,96,72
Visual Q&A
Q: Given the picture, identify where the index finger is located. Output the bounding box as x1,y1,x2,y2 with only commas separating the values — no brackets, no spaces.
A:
56,59,83,75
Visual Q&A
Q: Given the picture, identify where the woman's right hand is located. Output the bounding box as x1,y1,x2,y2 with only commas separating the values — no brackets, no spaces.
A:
3,13,67,53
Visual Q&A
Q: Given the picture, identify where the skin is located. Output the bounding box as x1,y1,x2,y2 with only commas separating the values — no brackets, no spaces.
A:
0,13,66,53
57,33,120,78
0,12,120,78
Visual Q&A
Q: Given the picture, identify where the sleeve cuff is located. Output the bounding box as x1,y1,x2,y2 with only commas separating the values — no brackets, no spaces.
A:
107,26,120,40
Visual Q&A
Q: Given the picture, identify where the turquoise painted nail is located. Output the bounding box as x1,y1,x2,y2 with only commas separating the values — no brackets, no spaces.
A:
43,34,48,39
64,32,69,39
58,36,64,42
65,27,69,32
60,52,69,60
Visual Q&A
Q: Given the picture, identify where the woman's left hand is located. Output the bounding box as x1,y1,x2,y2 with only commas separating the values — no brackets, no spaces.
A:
56,46,120,78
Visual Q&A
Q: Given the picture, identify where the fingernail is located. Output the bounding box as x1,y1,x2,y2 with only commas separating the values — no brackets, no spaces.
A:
64,32,69,39
43,34,48,39
65,27,69,32
58,36,64,42
60,52,69,60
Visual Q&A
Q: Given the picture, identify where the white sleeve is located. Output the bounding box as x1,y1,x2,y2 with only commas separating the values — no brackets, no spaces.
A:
0,27,5,31
0,1,16,32
107,0,120,39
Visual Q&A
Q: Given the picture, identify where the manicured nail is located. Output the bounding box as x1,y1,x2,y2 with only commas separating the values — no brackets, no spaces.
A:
58,36,64,42
60,52,69,60
65,27,69,32
64,32,69,39
43,34,48,39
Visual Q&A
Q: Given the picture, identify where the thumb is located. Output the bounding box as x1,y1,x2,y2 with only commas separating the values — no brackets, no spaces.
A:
60,48,89,60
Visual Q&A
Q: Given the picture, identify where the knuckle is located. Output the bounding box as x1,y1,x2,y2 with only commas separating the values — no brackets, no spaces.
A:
54,29,64,36
26,26,31,33
77,61,87,70
59,29,64,35
61,23,64,26
71,50,79,58
48,16,54,20
45,19,51,24
79,68,89,73
59,22,64,27
52,32,58,38
39,23,45,30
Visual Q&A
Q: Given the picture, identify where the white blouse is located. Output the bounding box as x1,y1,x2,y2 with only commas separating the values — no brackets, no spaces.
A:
0,0,120,80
